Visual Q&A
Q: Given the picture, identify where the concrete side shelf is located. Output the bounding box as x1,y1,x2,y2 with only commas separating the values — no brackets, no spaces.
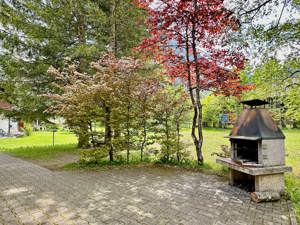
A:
216,158,292,176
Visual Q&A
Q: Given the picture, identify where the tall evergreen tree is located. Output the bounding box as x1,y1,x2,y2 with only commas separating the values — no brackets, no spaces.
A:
0,0,107,119
0,0,146,121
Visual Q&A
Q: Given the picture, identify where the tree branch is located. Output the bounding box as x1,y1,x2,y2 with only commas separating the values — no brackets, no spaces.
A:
276,0,287,27
282,70,300,81
240,0,273,16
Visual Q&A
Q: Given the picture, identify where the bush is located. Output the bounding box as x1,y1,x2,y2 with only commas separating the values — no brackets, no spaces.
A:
20,123,33,136
79,147,109,165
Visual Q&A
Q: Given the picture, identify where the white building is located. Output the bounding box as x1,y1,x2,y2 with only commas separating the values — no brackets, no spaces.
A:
0,101,20,136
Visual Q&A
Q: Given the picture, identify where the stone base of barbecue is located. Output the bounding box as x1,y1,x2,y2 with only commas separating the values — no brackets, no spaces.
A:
255,173,285,193
217,158,292,194
229,168,285,193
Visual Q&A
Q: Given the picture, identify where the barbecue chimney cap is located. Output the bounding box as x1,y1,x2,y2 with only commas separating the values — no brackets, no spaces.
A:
241,99,269,107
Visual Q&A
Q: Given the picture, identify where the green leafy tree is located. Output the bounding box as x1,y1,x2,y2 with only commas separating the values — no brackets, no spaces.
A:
242,58,300,127
135,68,162,161
154,85,190,163
47,54,159,161
229,0,300,62
99,0,147,57
202,95,239,128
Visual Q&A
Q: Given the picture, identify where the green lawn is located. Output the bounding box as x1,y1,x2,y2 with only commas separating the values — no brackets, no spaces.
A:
0,131,77,149
181,128,300,176
282,129,300,222
0,131,78,159
0,129,298,174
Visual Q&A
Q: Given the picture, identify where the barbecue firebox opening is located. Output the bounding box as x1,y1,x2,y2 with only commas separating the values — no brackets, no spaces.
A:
232,140,259,164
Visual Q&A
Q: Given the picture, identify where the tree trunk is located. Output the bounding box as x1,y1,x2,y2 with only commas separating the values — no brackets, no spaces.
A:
73,1,86,72
104,106,113,161
176,121,180,162
191,0,204,164
72,1,89,149
110,0,117,55
8,117,11,136
165,113,170,162
78,123,89,148
185,28,198,164
195,93,204,165
140,116,147,161
88,121,96,148
280,117,286,128
126,103,130,163
139,96,148,161
185,16,204,165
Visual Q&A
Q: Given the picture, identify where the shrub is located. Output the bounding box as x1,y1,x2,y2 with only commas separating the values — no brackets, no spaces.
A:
79,147,109,165
20,123,33,136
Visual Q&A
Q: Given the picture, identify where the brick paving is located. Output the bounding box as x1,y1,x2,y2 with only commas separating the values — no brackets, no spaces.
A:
0,153,293,225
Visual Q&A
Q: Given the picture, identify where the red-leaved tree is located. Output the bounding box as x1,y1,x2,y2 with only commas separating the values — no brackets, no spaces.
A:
135,0,252,164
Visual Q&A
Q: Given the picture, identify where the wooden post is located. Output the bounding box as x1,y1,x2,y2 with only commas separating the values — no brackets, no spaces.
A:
52,129,55,146
8,117,11,136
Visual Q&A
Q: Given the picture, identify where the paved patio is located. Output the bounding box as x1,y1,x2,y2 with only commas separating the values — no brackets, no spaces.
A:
0,154,294,225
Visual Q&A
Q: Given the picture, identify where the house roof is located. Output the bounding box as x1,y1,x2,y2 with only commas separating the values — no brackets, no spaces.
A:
0,101,13,111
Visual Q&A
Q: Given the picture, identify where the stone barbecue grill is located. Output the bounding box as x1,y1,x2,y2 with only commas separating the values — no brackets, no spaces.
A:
217,99,292,197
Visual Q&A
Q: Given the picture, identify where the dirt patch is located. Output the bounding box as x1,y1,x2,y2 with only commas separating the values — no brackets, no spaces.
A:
27,153,79,170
